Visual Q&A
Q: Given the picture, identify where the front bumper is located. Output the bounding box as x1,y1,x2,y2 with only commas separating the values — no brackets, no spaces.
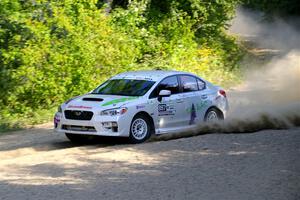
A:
54,112,130,137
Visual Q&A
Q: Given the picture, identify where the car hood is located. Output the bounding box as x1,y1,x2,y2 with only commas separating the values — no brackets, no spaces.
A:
63,94,139,111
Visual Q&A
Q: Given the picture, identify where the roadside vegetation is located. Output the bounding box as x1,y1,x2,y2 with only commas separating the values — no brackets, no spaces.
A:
0,0,243,131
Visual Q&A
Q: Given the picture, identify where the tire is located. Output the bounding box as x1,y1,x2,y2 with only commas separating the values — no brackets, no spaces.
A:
65,133,95,143
204,108,224,122
129,114,152,144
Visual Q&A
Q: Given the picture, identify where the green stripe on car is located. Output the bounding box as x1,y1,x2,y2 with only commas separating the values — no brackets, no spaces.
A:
102,97,138,106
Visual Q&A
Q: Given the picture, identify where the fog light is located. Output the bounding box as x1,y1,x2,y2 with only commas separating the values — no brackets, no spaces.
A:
102,122,111,128
102,121,118,128
111,122,118,127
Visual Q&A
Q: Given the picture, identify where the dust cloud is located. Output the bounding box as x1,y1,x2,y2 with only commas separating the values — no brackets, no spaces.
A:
153,7,300,141
225,50,300,133
229,7,300,51
225,6,300,132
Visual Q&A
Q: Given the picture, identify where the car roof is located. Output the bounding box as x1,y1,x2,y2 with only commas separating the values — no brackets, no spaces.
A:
112,70,194,81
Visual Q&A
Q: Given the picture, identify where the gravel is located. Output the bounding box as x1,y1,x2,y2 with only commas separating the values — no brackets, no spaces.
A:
0,127,299,200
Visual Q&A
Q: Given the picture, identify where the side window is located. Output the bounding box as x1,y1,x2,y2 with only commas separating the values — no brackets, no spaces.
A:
150,76,179,98
180,75,198,92
197,79,206,90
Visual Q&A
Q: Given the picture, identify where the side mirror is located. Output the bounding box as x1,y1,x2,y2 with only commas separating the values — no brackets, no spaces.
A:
158,90,171,102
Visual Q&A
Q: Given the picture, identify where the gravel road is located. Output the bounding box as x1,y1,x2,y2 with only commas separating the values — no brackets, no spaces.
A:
0,126,299,200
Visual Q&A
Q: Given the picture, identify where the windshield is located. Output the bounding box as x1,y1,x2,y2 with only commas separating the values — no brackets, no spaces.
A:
92,79,156,96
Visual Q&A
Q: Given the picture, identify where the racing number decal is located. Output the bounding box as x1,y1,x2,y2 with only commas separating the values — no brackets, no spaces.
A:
158,104,176,116
158,104,166,112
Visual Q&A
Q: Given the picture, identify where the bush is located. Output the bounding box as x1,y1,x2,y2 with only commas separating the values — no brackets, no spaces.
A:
0,0,242,128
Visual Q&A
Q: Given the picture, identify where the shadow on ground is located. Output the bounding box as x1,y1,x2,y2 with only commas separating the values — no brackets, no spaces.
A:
0,128,299,200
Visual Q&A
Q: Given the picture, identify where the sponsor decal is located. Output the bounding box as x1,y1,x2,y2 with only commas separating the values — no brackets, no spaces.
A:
186,100,210,113
189,103,197,125
102,97,138,106
68,105,92,109
158,104,176,116
136,105,145,109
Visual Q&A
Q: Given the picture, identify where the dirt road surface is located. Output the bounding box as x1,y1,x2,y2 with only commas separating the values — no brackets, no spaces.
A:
0,126,299,200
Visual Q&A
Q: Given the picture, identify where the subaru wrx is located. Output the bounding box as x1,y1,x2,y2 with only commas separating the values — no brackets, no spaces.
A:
54,70,228,143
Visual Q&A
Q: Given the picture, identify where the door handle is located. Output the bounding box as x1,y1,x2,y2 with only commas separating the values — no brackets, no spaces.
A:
176,98,184,103
201,95,208,99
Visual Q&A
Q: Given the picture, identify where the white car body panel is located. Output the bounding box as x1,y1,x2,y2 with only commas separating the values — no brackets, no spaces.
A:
54,70,229,137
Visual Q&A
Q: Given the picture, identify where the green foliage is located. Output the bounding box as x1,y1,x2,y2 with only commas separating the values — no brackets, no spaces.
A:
1,0,140,113
0,0,242,129
110,0,242,84
148,0,239,38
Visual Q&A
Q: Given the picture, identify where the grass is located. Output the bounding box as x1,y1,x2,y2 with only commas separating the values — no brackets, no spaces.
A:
0,107,56,134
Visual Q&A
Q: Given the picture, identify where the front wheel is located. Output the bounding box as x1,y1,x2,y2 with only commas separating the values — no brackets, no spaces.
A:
204,108,224,122
129,115,151,143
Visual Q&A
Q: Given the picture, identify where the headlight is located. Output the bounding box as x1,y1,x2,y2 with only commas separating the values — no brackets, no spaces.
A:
100,107,128,116
57,105,62,113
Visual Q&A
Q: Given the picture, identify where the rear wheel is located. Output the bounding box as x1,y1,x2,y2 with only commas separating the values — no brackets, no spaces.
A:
129,114,151,143
204,108,224,122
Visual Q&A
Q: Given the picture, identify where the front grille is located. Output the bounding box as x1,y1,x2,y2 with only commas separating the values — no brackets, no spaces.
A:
62,125,96,132
64,110,93,120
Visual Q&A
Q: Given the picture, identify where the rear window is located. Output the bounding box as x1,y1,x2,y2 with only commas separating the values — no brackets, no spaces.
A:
197,79,206,90
179,75,198,92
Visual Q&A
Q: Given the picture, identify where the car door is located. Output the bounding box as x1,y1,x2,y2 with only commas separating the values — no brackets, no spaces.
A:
178,75,205,125
194,78,212,121
149,76,186,131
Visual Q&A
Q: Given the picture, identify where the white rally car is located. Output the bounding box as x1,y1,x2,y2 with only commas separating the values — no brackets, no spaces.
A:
54,70,228,143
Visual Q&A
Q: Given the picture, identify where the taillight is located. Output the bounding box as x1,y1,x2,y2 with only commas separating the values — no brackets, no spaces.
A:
218,90,226,98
